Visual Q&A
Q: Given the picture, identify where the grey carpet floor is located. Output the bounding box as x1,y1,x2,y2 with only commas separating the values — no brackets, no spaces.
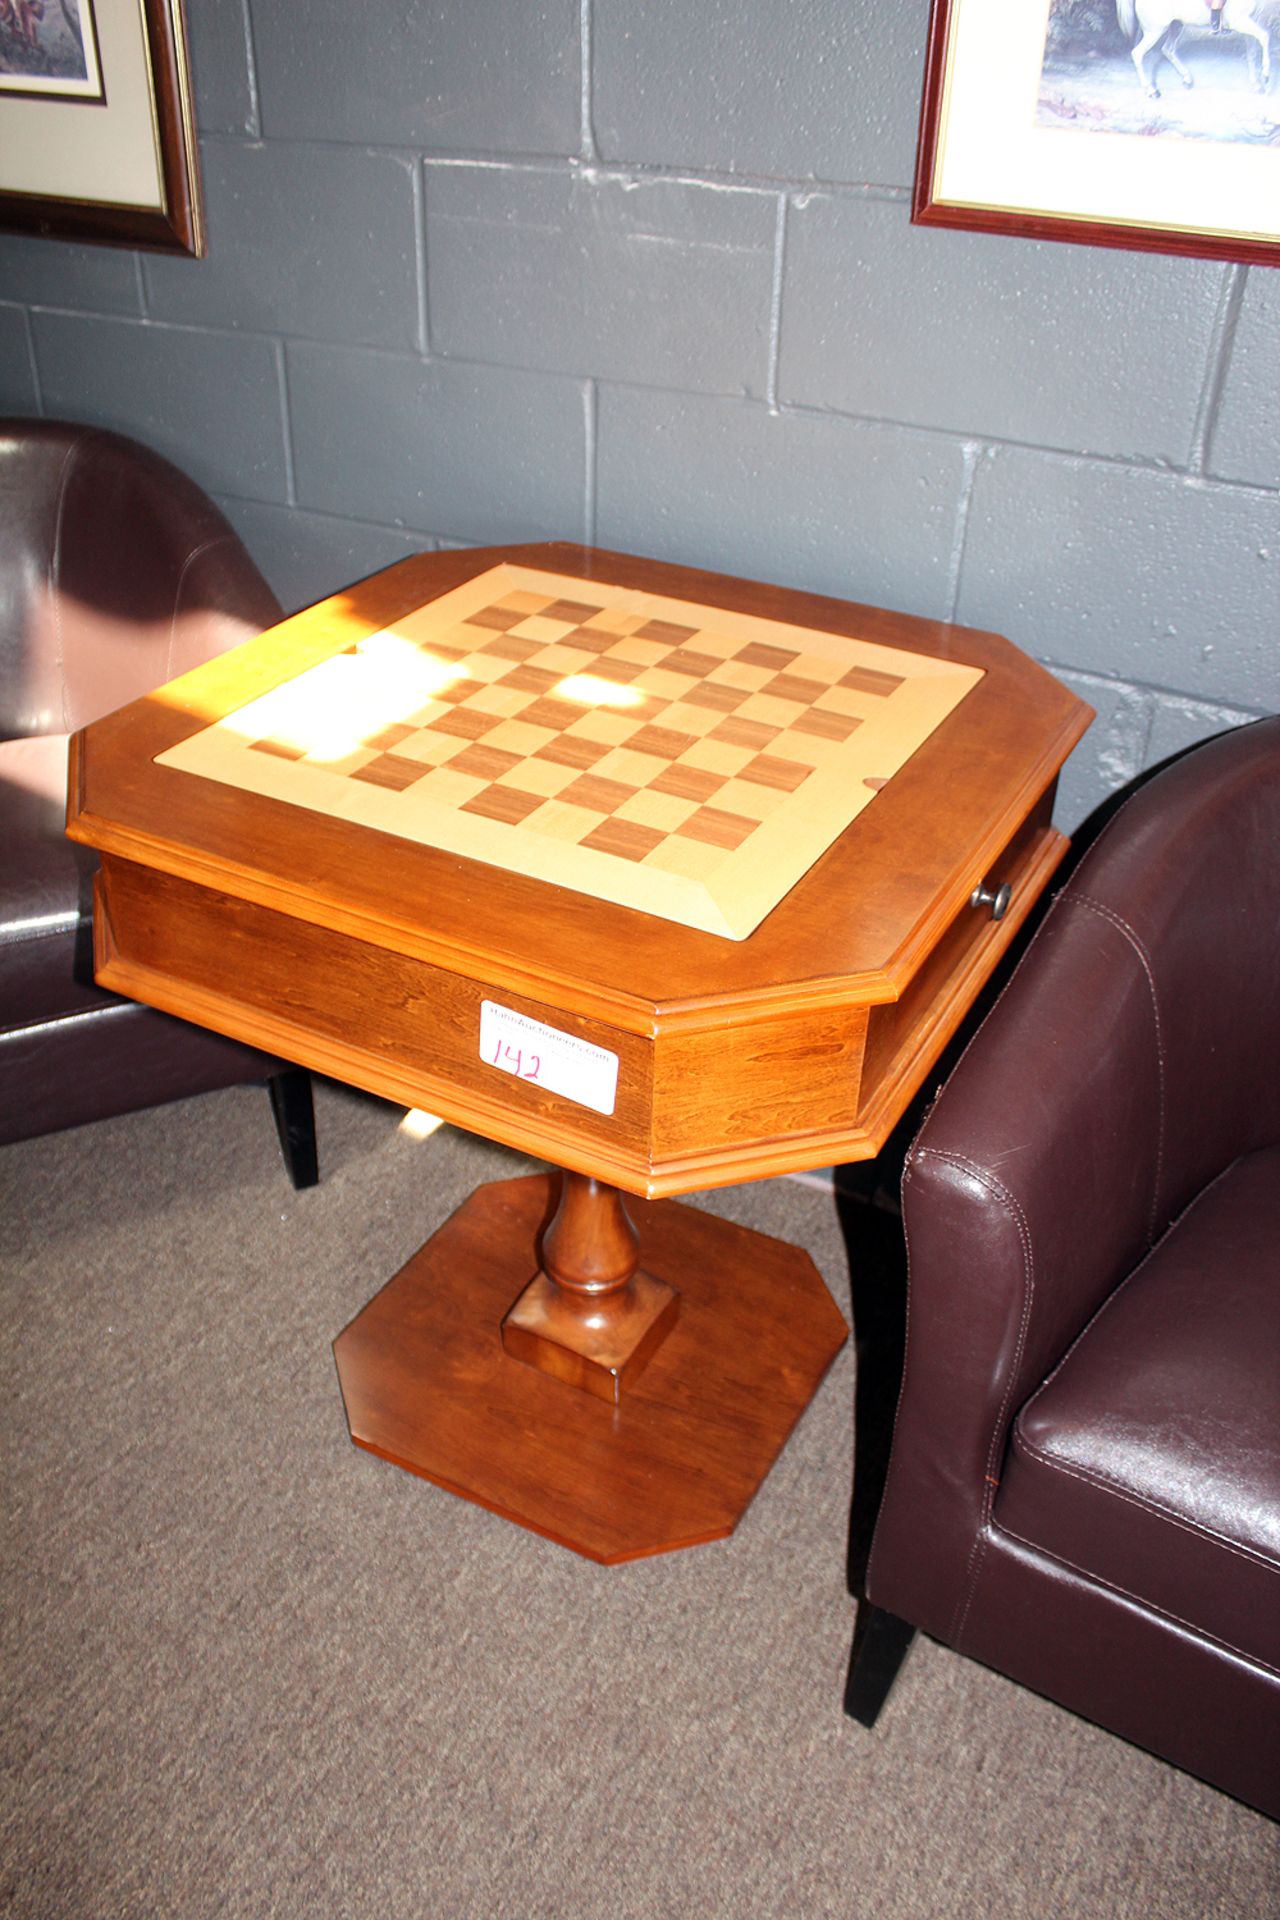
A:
1,1081,1275,1920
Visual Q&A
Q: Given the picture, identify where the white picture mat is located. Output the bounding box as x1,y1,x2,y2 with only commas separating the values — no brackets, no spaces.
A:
932,0,1280,244
0,0,162,210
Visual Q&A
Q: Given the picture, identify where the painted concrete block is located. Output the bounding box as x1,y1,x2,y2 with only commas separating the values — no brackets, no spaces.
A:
1049,669,1152,834
1210,273,1280,489
287,343,587,545
253,0,579,156
0,307,36,413
1057,693,1267,836
1146,696,1265,770
216,498,432,616
0,235,142,315
145,144,420,351
596,386,968,616
592,0,923,186
426,167,775,395
187,0,256,137
31,312,289,503
2,0,1268,782
780,196,1223,464
958,445,1280,710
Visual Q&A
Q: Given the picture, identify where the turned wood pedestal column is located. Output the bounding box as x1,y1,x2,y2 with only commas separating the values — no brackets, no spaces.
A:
500,1173,680,1402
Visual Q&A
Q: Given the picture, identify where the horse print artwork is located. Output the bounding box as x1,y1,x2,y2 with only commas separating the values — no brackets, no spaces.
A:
918,0,1280,262
1036,0,1276,145
0,0,103,101
1116,0,1273,98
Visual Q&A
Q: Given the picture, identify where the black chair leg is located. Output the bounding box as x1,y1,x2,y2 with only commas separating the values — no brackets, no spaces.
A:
268,1068,319,1190
844,1604,916,1728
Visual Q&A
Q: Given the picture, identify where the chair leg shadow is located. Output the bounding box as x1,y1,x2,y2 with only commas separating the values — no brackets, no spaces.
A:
269,1068,319,1190
835,1158,915,1729
844,1604,917,1727
835,1172,909,1597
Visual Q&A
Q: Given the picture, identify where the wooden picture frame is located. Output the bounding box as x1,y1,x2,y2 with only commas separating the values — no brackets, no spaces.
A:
914,0,1280,266
0,0,203,256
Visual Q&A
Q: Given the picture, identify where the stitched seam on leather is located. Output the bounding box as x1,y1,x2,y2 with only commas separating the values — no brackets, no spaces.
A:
168,536,230,680
1009,1430,1280,1573
909,1148,1037,1648
908,756,1209,1155
1022,1154,1244,1405
996,1517,1280,1678
1069,894,1166,1245
49,434,90,733
911,768,1170,1111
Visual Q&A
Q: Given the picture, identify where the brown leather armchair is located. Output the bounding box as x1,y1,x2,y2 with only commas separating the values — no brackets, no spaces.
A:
0,418,316,1184
846,716,1280,1819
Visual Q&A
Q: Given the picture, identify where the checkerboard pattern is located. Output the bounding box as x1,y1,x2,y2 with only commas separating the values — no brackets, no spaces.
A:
158,565,981,937
246,583,905,882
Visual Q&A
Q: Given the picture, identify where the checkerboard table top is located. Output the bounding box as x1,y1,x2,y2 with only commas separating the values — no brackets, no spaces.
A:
156,562,984,940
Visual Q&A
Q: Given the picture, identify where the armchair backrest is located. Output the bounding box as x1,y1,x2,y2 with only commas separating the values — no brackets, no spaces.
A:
870,717,1280,1641
0,419,280,740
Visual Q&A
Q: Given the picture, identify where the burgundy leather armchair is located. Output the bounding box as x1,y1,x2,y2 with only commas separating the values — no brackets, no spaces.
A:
0,418,316,1184
846,716,1280,1819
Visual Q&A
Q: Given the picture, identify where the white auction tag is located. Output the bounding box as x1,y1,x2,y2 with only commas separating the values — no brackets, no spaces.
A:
479,1001,619,1116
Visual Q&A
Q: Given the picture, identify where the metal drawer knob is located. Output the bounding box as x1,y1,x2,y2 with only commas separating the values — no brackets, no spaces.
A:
971,880,1012,921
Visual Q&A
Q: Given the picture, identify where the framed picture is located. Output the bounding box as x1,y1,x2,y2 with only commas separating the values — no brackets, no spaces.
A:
914,0,1280,265
0,0,203,255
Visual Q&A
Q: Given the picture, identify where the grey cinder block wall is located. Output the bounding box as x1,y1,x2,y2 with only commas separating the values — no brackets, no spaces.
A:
1,0,1276,830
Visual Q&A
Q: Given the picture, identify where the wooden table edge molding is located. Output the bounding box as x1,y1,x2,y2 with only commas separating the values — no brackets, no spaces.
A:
67,543,1092,1012
86,804,1071,1200
67,544,1093,1559
68,750,1079,1030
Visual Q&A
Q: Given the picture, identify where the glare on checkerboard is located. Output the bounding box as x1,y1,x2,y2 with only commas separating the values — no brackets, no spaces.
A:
222,635,464,760
553,673,643,709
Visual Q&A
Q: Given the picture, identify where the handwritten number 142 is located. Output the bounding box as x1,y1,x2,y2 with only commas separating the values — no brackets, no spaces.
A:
493,1040,541,1083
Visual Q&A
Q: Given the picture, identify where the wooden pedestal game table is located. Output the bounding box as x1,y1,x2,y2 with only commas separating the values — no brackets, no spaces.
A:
67,545,1091,1563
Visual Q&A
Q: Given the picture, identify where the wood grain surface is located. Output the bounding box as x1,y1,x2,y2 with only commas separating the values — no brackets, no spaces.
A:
70,544,1093,1193
152,561,984,941
333,1174,849,1563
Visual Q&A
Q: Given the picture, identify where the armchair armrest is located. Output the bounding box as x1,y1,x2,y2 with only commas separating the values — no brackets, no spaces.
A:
867,718,1280,1646
0,419,281,738
869,888,1165,1642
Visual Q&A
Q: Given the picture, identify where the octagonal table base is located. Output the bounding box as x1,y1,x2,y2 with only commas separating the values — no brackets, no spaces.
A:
333,1172,849,1564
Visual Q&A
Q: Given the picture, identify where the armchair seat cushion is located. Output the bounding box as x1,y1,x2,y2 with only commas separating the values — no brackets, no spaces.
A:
0,726,300,1149
997,1145,1280,1673
0,418,318,1181
0,733,101,1022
